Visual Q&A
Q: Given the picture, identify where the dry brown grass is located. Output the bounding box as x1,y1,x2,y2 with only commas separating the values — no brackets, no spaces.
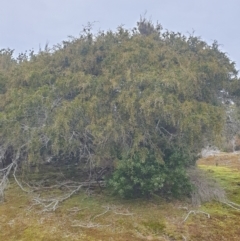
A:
0,153,240,240
198,152,240,169
0,185,185,241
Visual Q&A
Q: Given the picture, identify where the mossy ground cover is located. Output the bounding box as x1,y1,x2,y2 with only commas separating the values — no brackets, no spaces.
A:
0,153,240,241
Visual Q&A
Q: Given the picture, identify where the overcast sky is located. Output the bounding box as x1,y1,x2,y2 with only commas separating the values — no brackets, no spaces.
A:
1,0,239,71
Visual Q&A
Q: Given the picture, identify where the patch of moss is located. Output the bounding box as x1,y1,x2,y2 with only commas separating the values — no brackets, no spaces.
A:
142,220,166,234
199,165,240,203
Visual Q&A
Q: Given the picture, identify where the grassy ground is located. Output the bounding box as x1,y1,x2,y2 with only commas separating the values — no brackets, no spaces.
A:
0,153,240,241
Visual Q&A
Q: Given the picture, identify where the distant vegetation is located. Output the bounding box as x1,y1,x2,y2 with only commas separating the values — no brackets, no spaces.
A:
0,17,239,199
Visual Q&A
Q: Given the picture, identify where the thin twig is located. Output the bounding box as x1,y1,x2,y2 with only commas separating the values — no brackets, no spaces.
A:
183,210,210,223
91,206,110,221
68,207,88,212
71,222,111,228
182,235,187,241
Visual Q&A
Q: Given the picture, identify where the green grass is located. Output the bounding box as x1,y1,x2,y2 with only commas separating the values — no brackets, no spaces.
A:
199,165,240,203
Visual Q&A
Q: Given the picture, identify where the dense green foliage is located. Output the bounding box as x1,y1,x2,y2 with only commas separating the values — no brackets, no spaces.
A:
109,152,166,198
0,19,239,197
108,149,193,198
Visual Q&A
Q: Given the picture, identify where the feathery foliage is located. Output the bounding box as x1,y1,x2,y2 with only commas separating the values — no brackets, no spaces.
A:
0,18,239,197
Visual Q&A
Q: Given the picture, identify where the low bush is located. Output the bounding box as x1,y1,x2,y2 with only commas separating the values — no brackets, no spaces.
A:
108,149,193,198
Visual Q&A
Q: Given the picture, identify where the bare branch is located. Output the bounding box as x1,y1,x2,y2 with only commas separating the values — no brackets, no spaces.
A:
71,221,111,228
13,163,31,193
67,207,88,213
222,201,240,211
183,210,210,223
91,206,110,221
31,183,83,211
0,163,14,202
182,235,187,241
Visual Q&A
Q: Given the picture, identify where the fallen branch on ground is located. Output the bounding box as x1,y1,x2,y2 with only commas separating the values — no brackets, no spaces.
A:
67,207,88,212
222,201,240,211
183,210,210,223
71,206,111,228
71,221,111,228
13,163,31,193
91,206,110,221
31,183,83,212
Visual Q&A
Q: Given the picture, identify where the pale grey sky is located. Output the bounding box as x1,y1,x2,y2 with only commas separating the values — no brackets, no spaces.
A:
1,0,239,71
